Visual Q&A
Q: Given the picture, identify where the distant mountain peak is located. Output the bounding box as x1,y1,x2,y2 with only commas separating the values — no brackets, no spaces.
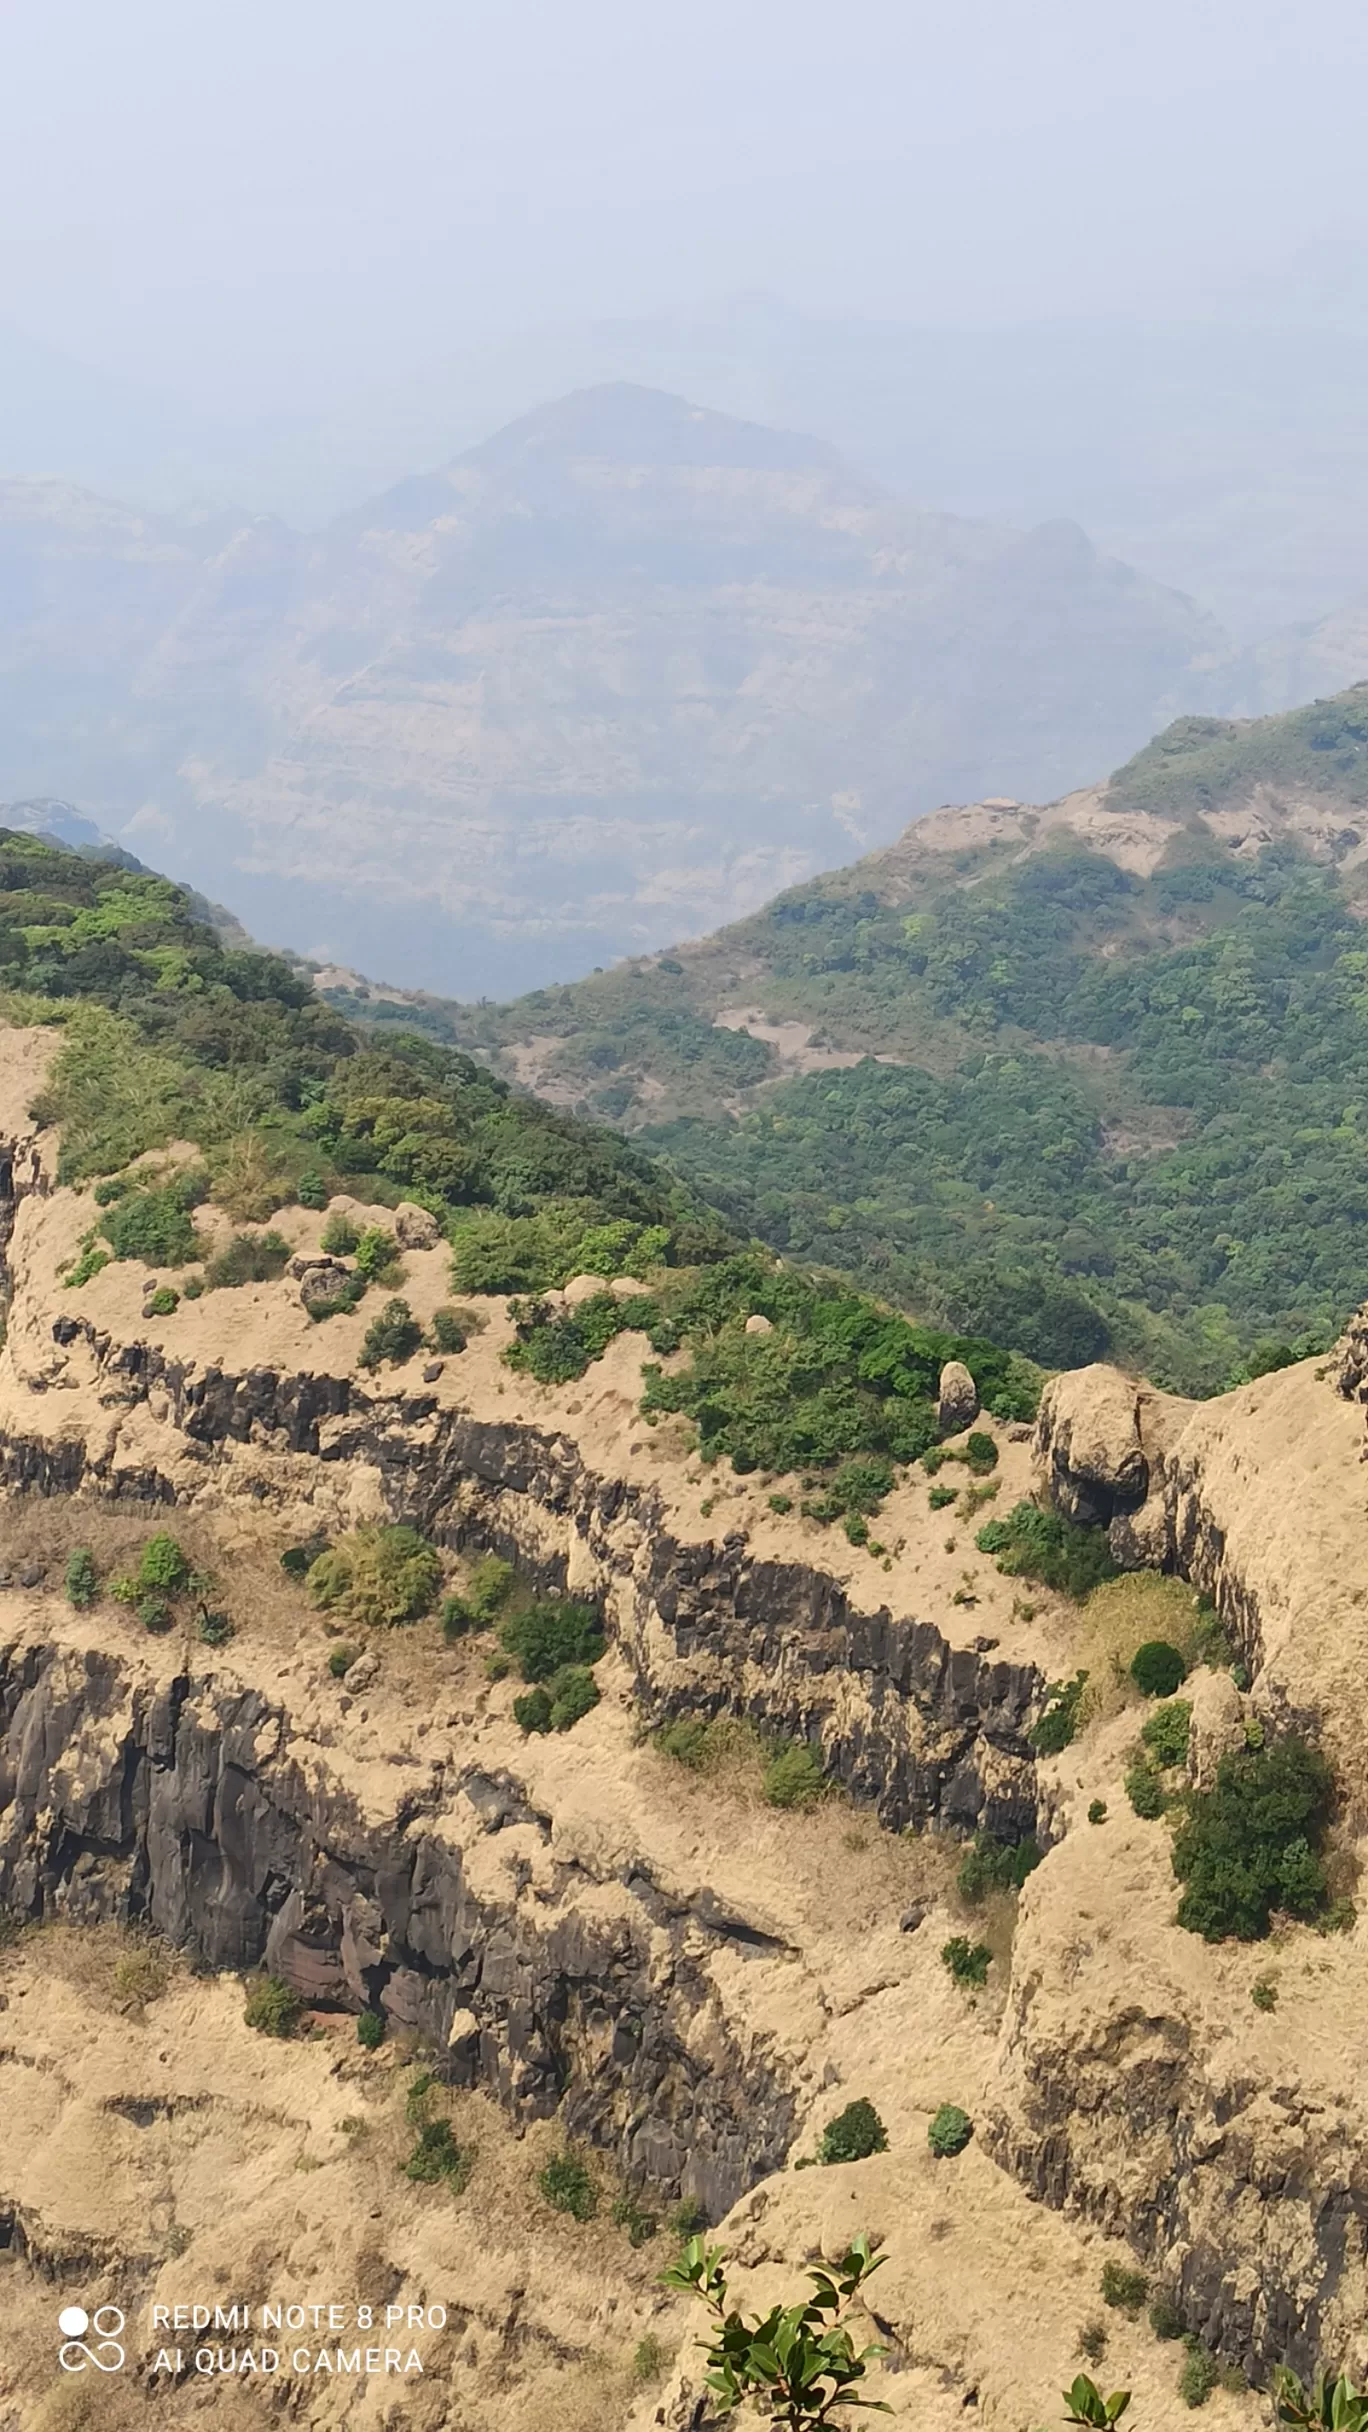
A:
460,381,846,477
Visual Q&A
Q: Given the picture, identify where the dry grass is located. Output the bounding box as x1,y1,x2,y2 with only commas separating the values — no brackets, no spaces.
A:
2,1919,179,2015
1073,1572,1211,1728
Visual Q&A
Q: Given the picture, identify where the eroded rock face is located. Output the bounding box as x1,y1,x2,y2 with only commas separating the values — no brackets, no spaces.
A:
0,1638,794,2220
1032,1364,1152,1524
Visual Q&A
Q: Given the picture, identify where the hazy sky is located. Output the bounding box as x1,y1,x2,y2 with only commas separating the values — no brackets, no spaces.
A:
1,0,1366,413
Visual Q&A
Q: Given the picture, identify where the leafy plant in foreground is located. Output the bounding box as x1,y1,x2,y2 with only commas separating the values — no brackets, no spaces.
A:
1064,2376,1132,2429
661,2231,890,2428
1275,2368,1368,2432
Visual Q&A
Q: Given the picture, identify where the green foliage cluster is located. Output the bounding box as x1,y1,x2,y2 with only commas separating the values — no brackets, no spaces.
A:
1125,1758,1168,1820
977,1502,1117,1599
513,1665,601,1734
405,2119,473,2190
1101,2262,1149,2315
1141,1700,1192,1767
537,2150,599,2221
204,1228,291,1289
65,1548,98,1609
498,1597,604,1681
1179,2340,1219,2408
662,2231,888,2431
358,1295,424,1368
1171,1735,1335,1940
106,1533,211,1637
243,1975,301,2038
1031,1671,1089,1755
941,1935,991,1988
101,1172,206,1266
1131,1641,1188,1697
762,1743,827,1810
816,2099,888,2165
957,1832,1042,1903
927,2104,973,2157
356,2009,386,2049
306,1524,442,1629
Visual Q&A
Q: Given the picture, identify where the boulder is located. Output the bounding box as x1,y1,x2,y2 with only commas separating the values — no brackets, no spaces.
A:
744,1313,774,1337
343,1651,380,1691
393,1200,441,1250
609,1275,653,1300
938,1359,978,1432
562,1272,611,1305
1033,1364,1148,1524
291,1256,353,1308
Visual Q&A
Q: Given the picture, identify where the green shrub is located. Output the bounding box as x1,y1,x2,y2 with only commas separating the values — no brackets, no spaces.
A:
1142,1699,1192,1767
1032,1671,1088,1754
1251,1976,1278,2011
1101,2262,1149,2314
1130,1640,1188,1698
1078,2322,1108,2365
1171,1734,1334,1941
182,1275,203,1299
356,2008,386,2049
440,1594,474,1641
611,2192,658,2247
405,2119,472,2189
140,1597,174,1634
499,1597,604,1682
927,2103,973,2157
964,1431,998,1472
306,1524,441,1628
145,1285,179,1316
430,1307,468,1354
1149,2293,1186,2341
1179,2341,1218,2408
138,1533,193,1593
1088,1798,1108,1824
512,1665,601,1734
354,1225,399,1281
975,1501,1116,1599
196,1608,233,1645
816,2098,888,2164
358,1295,423,1369
244,1975,301,2037
321,1210,360,1255
306,1277,366,1323
467,1555,516,1622
929,1483,958,1509
62,1242,111,1289
281,1540,327,1580
102,1182,204,1266
942,1935,991,1988
537,2150,598,2220
957,1832,1042,1902
633,2333,669,2383
668,2198,709,2239
204,1229,291,1290
655,1715,714,1768
65,1549,98,1609
296,1171,329,1210
1125,1758,1168,1818
327,1643,359,1678
762,1742,826,1810
404,2070,435,2124
767,1491,793,1514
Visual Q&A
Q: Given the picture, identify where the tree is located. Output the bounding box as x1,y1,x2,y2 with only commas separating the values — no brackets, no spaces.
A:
661,2232,890,2429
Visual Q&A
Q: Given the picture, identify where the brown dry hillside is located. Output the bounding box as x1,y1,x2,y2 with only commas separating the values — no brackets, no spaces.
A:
3,1012,1368,2428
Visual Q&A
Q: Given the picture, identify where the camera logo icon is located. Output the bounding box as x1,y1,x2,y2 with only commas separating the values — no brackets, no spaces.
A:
58,2305,126,2373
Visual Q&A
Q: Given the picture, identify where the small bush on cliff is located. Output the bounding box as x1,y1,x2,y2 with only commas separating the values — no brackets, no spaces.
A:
356,2009,386,2049
816,2099,888,2165
204,1228,291,1290
65,1549,98,1609
1179,2340,1219,2408
941,1935,991,1989
405,2119,473,2190
957,1832,1043,1903
513,1664,601,1735
327,1642,359,1678
499,1596,604,1682
927,2103,973,2157
429,1306,468,1354
138,1533,194,1593
354,1225,400,1283
358,1295,423,1369
1100,2262,1149,2314
537,2149,598,2221
244,1975,301,2038
1149,2292,1185,2341
964,1430,998,1472
975,1501,1117,1600
321,1209,360,1255
1032,1671,1089,1755
101,1179,205,1267
762,1742,826,1810
1130,1640,1188,1698
307,1525,441,1629
467,1555,516,1622
1171,1733,1334,1941
1142,1700,1192,1767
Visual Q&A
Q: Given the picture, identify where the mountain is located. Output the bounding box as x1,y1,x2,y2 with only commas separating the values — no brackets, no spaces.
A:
0,384,1227,994
438,684,1368,1394
4,823,1368,2426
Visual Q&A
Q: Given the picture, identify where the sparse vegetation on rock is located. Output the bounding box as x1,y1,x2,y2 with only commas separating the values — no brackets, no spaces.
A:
537,2149,598,2221
243,1975,302,2038
941,1935,992,1988
762,1742,827,1810
306,1525,441,1629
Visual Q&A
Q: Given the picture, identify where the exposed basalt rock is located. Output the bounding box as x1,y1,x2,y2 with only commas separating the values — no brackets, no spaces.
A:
1032,1363,1155,1525
937,1359,978,1434
1333,1304,1368,1414
0,1324,1045,1839
0,1638,794,2220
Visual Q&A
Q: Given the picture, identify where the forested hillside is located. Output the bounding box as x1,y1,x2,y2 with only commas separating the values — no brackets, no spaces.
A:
432,689,1368,1394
